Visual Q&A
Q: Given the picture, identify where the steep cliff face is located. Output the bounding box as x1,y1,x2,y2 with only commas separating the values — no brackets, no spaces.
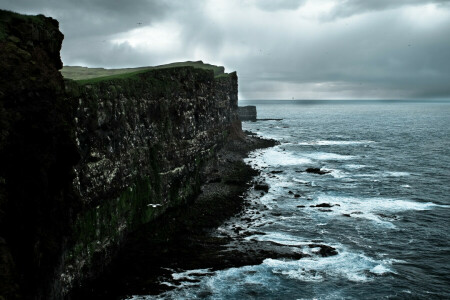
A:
60,68,239,295
0,10,78,300
0,10,241,299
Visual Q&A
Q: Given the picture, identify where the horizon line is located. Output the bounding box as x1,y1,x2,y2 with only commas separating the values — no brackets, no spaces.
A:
238,99,450,101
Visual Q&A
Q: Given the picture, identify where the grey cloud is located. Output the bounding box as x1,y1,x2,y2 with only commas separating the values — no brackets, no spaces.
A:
229,9,450,99
1,0,449,99
2,0,172,37
253,0,306,11
325,0,450,20
1,0,198,67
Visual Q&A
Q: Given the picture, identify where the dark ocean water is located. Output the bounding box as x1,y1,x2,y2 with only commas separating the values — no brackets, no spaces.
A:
132,101,450,299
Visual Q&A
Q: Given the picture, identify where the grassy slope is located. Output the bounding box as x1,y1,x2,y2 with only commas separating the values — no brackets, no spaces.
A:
61,61,228,84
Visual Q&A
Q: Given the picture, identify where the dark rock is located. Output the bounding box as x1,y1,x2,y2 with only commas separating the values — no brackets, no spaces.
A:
305,168,331,175
270,170,283,174
376,213,399,220
207,176,222,183
243,130,257,136
308,244,338,257
254,184,269,192
294,194,301,198
251,231,266,236
310,203,334,208
0,10,77,300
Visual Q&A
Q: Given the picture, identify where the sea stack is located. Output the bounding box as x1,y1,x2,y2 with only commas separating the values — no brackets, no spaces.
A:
238,105,257,121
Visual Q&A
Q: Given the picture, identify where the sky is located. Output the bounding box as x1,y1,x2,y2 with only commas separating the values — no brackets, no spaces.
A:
2,0,450,100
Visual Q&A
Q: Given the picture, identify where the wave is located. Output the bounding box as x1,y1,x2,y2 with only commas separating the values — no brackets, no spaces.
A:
171,268,214,281
300,152,357,161
298,140,375,146
345,164,367,169
145,246,395,300
245,148,313,167
265,247,395,282
352,171,411,180
244,231,309,246
307,194,448,228
325,168,349,178
383,171,411,177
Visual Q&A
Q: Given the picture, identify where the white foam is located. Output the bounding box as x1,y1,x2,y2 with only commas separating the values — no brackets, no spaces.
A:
246,148,313,168
145,247,396,299
264,247,394,282
159,281,177,287
153,264,283,299
301,152,356,161
384,171,411,177
353,173,378,178
345,164,367,169
326,169,348,179
293,178,309,184
298,140,375,146
172,268,213,280
308,194,447,227
246,231,308,246
353,171,411,179
370,264,391,275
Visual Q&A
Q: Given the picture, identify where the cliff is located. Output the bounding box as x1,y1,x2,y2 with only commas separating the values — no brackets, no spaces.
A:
0,10,241,299
0,9,78,299
61,68,239,296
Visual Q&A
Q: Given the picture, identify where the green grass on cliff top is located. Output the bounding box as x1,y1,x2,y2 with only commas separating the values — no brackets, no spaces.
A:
62,61,228,84
0,9,45,40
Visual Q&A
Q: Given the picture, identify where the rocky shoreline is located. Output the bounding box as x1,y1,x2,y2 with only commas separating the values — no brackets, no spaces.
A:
71,131,337,299
69,130,275,298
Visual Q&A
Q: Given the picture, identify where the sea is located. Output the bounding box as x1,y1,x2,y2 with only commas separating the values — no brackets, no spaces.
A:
133,100,450,299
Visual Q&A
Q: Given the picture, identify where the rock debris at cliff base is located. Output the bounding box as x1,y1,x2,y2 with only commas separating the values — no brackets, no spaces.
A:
70,133,280,298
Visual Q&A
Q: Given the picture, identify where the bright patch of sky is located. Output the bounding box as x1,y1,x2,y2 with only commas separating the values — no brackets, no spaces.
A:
3,0,450,99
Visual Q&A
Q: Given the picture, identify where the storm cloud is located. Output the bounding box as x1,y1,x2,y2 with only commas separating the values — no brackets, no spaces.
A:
2,0,449,99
